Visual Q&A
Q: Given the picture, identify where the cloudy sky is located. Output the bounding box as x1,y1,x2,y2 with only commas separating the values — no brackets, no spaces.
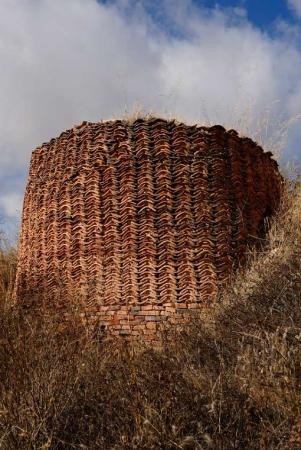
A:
1,0,301,235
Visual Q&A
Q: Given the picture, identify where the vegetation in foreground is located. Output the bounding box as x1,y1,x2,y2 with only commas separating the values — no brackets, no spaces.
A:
0,184,300,450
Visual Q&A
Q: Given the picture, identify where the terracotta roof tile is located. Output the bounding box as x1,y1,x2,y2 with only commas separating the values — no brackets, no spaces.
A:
15,118,283,332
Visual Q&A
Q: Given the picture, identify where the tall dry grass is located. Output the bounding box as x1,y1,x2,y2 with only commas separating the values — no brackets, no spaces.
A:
0,183,300,449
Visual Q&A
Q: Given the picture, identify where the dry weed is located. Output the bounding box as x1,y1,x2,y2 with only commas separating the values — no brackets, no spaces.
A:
0,183,300,449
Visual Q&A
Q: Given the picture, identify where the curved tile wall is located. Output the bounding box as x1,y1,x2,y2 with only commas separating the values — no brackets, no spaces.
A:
15,118,283,339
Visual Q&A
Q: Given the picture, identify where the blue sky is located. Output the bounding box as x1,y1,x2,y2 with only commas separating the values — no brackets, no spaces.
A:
0,0,301,238
200,1,294,28
128,0,300,35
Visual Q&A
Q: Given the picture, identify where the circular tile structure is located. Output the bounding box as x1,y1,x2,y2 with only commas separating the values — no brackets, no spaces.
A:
15,118,282,338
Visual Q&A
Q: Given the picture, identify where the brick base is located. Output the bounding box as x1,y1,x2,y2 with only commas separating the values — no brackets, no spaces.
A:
78,302,203,341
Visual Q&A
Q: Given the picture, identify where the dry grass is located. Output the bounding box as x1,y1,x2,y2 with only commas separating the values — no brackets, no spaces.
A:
0,240,16,301
0,183,300,449
119,101,301,162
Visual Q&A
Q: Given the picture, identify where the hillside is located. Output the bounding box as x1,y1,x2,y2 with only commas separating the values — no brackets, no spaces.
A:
0,183,300,449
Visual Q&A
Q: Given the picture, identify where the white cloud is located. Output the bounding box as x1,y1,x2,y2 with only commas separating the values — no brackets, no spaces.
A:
0,192,23,219
0,0,301,224
288,0,301,18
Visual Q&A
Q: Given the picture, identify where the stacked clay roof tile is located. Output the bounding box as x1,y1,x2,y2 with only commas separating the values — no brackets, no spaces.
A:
15,118,283,338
